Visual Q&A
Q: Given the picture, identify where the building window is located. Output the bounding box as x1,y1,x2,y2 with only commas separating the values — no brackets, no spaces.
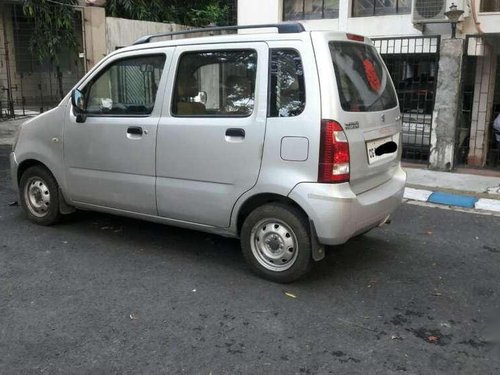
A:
352,0,412,17
283,0,339,20
480,0,500,12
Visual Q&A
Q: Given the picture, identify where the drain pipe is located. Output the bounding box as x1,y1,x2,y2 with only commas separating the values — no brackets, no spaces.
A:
469,0,484,35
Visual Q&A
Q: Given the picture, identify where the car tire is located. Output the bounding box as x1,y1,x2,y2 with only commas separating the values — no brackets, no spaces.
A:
241,203,312,283
19,166,62,226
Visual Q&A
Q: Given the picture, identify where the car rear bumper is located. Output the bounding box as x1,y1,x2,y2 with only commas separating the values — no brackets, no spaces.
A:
288,166,406,245
10,152,19,192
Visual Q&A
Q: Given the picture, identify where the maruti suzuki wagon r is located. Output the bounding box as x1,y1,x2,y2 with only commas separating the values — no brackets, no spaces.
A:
10,23,406,282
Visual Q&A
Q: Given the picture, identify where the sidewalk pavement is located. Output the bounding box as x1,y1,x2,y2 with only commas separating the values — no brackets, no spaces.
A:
404,167,500,214
2,117,500,213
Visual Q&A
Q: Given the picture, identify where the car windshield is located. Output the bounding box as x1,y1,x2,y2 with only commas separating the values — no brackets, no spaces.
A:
329,41,398,112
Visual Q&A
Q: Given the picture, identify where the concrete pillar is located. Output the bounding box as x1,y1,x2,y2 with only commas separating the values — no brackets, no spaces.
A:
429,38,464,171
83,6,107,70
338,0,349,31
467,46,497,167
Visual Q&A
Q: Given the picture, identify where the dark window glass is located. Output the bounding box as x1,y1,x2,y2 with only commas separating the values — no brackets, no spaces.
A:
480,0,500,12
284,0,304,20
172,50,257,117
375,0,398,15
352,0,412,17
397,0,412,14
329,41,398,112
84,55,165,115
324,0,340,18
283,0,339,20
304,0,324,19
269,49,306,117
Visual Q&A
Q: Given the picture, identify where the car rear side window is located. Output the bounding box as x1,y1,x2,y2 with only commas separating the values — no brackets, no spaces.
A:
84,54,166,116
268,49,306,117
329,41,397,112
172,50,257,117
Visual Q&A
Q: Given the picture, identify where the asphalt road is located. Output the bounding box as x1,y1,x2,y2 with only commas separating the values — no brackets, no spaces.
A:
1,145,499,374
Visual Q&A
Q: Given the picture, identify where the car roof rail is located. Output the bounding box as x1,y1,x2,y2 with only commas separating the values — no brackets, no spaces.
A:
132,23,306,45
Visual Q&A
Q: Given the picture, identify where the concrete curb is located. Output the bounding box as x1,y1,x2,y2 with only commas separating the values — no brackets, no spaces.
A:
404,187,500,213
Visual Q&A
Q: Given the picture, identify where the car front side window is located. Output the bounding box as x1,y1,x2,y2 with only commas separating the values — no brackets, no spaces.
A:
83,54,166,116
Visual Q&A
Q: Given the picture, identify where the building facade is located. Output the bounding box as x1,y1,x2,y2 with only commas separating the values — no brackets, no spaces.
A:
0,0,88,117
0,0,237,120
238,0,500,170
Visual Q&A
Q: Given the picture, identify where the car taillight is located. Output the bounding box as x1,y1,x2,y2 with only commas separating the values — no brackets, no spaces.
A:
318,120,350,183
346,33,365,42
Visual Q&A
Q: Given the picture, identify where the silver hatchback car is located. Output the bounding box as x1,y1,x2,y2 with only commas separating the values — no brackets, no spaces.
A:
10,23,406,282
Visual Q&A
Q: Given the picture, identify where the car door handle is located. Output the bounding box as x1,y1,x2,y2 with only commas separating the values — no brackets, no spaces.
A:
127,126,143,135
225,128,245,138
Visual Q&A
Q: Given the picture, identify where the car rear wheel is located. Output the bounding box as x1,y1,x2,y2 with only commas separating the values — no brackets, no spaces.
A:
241,203,312,283
19,166,61,225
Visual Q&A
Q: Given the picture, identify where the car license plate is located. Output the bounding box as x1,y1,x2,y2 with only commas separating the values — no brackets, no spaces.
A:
366,134,398,164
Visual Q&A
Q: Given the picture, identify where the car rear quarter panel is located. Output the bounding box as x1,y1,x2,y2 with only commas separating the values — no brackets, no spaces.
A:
229,37,322,232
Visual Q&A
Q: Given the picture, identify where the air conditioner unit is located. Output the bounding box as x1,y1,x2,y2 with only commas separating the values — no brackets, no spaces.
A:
412,0,469,24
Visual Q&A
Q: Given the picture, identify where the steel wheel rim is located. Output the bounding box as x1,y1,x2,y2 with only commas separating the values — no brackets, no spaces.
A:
24,177,51,218
250,218,299,272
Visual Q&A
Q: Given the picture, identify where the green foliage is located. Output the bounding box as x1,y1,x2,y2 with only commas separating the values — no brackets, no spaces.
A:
22,0,79,64
105,0,233,27
20,0,233,64
189,3,230,26
105,0,171,22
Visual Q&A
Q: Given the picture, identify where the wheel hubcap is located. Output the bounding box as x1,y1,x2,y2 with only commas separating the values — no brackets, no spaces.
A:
24,178,51,218
250,219,298,272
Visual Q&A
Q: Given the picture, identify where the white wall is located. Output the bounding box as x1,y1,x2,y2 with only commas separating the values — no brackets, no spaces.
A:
106,17,195,52
462,0,500,35
347,15,419,37
238,0,282,25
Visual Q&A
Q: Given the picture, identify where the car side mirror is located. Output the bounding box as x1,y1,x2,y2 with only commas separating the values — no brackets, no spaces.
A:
71,89,87,123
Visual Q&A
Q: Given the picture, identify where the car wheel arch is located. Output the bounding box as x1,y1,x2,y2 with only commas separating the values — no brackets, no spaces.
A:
235,192,310,236
17,159,53,184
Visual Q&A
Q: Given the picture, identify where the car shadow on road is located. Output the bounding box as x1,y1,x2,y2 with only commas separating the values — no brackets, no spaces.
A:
2,192,398,285
61,210,396,284
305,234,396,284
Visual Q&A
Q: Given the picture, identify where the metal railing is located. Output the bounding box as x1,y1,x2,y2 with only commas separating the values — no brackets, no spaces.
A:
373,35,441,164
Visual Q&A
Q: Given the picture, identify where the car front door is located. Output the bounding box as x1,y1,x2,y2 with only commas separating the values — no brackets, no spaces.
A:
64,51,170,215
156,43,268,227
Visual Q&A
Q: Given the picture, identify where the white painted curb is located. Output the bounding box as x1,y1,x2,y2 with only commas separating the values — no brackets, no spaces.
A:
475,198,500,213
403,187,433,202
403,187,500,213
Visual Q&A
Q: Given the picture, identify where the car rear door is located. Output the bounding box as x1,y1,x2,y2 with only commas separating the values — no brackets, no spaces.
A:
156,42,268,227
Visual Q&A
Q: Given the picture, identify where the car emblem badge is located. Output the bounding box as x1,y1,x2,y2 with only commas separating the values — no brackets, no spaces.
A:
344,121,359,130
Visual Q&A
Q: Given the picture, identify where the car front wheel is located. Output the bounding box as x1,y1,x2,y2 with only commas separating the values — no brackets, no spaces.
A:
19,165,61,226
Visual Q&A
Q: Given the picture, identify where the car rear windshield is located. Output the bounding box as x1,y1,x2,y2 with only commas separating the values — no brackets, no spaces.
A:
329,41,398,112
